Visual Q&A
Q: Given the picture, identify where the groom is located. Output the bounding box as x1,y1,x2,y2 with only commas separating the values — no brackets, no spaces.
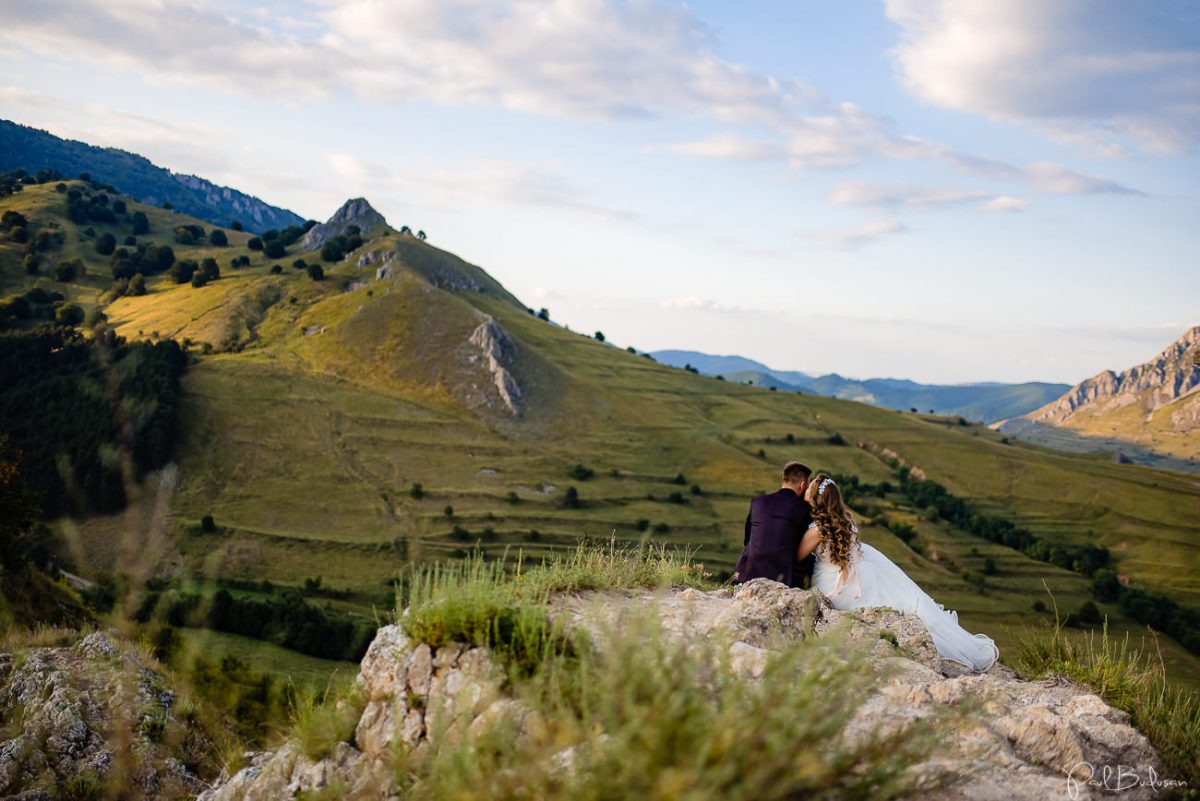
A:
732,461,814,588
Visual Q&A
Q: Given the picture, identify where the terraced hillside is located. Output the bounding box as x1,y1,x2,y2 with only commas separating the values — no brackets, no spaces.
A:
3,181,1198,687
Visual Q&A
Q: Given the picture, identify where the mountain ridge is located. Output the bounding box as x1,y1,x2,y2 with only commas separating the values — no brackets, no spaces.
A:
998,326,1200,471
651,349,1069,423
0,119,304,234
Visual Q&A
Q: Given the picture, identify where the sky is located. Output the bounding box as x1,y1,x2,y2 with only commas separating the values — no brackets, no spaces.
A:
0,0,1197,385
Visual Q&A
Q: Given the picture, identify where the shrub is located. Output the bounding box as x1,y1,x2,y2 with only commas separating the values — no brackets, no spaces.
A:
170,260,196,284
247,236,263,251
55,303,84,326
667,491,686,504
563,486,580,508
507,491,520,505
444,505,454,518
209,229,228,246
264,239,286,259
55,259,82,282
269,264,282,274
94,232,116,255
567,464,595,481
200,514,216,532
410,482,424,500
307,263,325,281
131,211,149,235
1075,600,1103,626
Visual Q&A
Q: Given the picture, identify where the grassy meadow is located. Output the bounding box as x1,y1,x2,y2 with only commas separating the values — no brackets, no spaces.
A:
3,180,1198,690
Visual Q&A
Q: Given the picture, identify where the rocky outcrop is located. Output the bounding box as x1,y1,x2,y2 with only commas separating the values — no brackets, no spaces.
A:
298,198,388,251
0,632,210,800
201,581,1164,801
1012,326,1200,427
466,317,522,416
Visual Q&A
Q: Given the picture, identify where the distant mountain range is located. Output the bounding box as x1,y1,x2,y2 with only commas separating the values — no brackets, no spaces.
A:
650,350,1069,423
0,119,304,234
999,326,1200,472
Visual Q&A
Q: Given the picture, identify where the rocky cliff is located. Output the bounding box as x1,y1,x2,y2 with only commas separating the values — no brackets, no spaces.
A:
1017,326,1200,427
199,581,1164,801
998,326,1200,471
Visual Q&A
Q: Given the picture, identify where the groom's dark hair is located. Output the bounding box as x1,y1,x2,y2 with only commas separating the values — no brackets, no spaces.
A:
782,461,812,485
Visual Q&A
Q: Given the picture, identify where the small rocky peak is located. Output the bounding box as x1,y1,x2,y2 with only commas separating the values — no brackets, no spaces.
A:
299,197,389,251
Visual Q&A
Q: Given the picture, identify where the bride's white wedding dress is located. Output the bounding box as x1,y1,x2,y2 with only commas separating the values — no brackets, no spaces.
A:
811,529,999,672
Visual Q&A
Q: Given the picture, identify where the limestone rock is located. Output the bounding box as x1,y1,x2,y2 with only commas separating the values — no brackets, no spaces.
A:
0,631,209,800
467,317,522,416
200,583,1166,801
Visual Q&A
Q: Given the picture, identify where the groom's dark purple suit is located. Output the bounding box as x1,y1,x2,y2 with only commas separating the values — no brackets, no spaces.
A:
733,488,814,588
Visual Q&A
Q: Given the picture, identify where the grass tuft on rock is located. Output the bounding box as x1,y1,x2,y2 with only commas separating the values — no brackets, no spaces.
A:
1011,604,1200,786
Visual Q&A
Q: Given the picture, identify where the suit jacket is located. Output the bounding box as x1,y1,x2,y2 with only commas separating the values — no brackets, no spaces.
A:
733,488,813,587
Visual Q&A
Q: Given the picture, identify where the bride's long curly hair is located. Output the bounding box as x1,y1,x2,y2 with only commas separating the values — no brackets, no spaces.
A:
809,473,861,575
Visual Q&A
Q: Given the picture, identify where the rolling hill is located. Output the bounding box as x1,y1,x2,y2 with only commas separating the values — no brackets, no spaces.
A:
652,349,1068,423
0,119,304,233
999,327,1200,473
2,176,1199,688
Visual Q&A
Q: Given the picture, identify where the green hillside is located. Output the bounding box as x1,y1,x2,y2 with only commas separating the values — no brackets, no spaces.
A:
3,182,1198,688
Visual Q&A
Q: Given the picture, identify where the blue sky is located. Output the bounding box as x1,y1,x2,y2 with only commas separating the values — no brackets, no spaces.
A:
1,0,1196,384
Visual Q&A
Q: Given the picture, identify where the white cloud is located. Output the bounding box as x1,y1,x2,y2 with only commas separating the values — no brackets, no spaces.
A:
809,216,908,251
659,296,757,314
885,0,1200,153
828,180,987,209
327,152,637,222
980,195,1029,213
0,0,820,126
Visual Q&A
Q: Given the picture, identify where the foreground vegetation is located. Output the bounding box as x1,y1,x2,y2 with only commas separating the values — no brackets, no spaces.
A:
379,547,947,800
1011,600,1200,788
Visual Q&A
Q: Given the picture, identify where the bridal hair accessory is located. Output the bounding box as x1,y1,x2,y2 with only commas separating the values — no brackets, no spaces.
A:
818,478,834,496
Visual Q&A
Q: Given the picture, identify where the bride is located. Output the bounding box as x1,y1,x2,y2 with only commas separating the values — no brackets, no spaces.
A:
798,473,999,672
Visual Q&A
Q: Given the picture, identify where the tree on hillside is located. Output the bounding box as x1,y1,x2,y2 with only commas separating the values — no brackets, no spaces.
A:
95,232,116,256
170,260,197,284
594,331,605,342
230,220,243,231
128,274,147,296
537,308,550,321
209,229,228,246
55,303,84,326
0,437,43,570
247,236,263,251
131,211,149,235
112,199,127,214
55,259,83,282
307,263,325,281
264,239,286,259
417,230,427,241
